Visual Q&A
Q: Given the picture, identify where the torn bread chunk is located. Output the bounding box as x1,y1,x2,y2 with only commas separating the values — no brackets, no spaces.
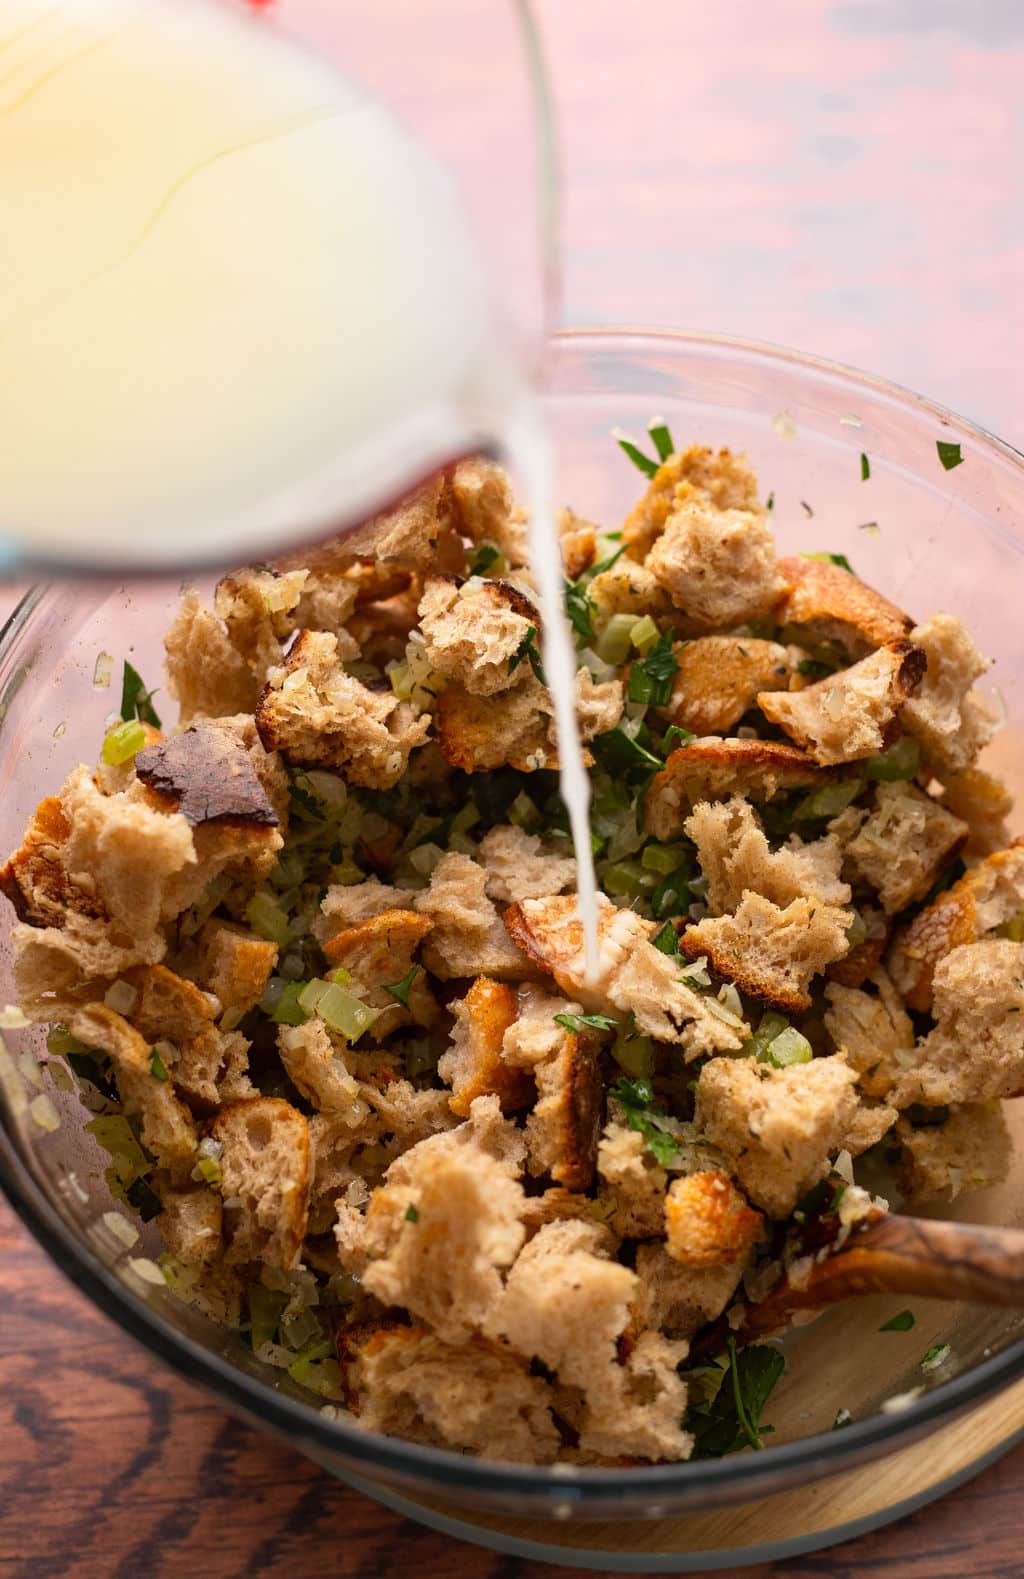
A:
450,457,528,570
164,589,261,722
682,892,851,1014
891,939,1024,1107
124,963,215,1046
415,853,535,981
645,737,830,840
505,894,749,1057
525,1026,603,1191
685,797,851,914
843,784,968,915
757,641,926,765
417,576,539,696
501,984,582,1070
824,969,916,1100
695,1056,859,1217
209,1097,310,1268
277,1019,368,1123
843,1098,898,1157
646,502,783,628
434,666,623,774
579,1329,691,1464
899,613,998,776
888,840,1024,1012
316,877,404,940
341,472,464,571
633,1242,745,1340
213,566,309,681
559,508,597,580
897,1104,1012,1202
437,977,532,1116
622,445,761,560
173,1024,253,1110
70,1003,197,1178
662,636,796,737
191,918,278,1026
157,1186,223,1267
587,558,674,627
255,630,429,789
939,767,1014,858
597,1120,668,1238
477,824,577,906
664,1171,763,1269
322,910,438,1035
774,555,913,656
338,1320,560,1464
827,907,890,989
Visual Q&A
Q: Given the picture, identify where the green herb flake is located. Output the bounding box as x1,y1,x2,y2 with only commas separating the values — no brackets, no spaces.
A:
865,735,921,782
648,419,675,462
554,1011,618,1034
383,966,420,1010
860,452,871,481
120,661,162,728
149,1048,169,1082
508,625,547,685
652,922,682,958
469,541,503,576
564,579,596,642
880,1310,915,1332
627,628,679,707
921,1343,952,1371
825,1181,847,1216
800,550,855,574
937,440,964,471
765,492,775,512
404,1204,420,1223
616,432,660,478
688,1342,787,1458
610,1075,684,1167
662,724,696,756
588,542,628,578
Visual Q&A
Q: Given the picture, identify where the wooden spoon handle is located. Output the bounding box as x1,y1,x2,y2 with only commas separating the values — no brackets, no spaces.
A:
738,1214,1024,1342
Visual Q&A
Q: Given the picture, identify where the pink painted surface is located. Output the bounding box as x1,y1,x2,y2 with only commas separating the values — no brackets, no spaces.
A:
2,3,1023,1574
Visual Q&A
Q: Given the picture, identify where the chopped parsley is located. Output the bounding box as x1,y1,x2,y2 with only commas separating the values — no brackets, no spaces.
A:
860,452,870,481
687,1341,787,1457
801,550,855,574
120,660,162,729
626,628,679,706
824,1181,847,1216
765,491,775,512
588,543,628,578
404,1204,419,1223
662,724,696,756
554,1011,618,1034
468,541,503,576
615,420,675,478
880,1310,915,1332
936,439,964,471
563,578,596,642
921,1344,952,1370
800,500,814,518
508,625,547,685
149,1049,169,1082
797,658,833,679
652,921,682,957
591,726,664,780
383,966,420,1010
610,1075,684,1167
648,419,675,461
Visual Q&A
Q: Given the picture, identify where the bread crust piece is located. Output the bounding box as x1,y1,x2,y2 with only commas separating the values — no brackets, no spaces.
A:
622,445,761,559
633,1242,745,1339
156,1186,223,1267
644,737,831,840
664,1171,764,1269
596,1120,668,1238
890,938,1024,1108
434,667,622,774
418,576,539,696
135,725,279,829
477,824,576,906
192,918,278,1023
415,852,536,981
524,1027,603,1191
897,1103,1012,1202
899,613,996,776
681,891,851,1014
255,629,429,789
694,1055,859,1218
646,502,783,628
888,839,1024,1012
938,767,1014,858
774,555,914,655
757,641,926,765
209,1096,310,1268
69,1003,197,1178
661,636,796,737
437,977,533,1117
164,589,261,723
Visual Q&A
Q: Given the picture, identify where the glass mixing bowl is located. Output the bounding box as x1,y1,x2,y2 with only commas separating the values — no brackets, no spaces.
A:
1,330,1023,1523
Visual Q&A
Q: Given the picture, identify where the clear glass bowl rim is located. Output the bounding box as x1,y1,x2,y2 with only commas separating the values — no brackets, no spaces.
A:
2,325,1023,1507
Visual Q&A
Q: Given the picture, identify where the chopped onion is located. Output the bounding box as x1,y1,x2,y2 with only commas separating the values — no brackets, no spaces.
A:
126,1256,168,1287
93,651,113,688
29,1093,60,1131
103,1210,140,1248
103,980,140,1016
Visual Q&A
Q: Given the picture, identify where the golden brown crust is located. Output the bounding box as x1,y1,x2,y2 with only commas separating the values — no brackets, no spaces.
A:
438,976,532,1117
526,1030,604,1192
661,637,795,736
622,445,761,559
644,737,831,840
757,641,926,765
0,795,92,925
135,725,279,828
664,1170,764,1269
775,555,914,654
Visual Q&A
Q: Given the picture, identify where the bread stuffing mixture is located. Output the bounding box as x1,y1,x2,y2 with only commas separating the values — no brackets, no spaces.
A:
5,432,1022,1466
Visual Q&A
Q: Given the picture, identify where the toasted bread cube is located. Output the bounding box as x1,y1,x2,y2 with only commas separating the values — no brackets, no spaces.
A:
644,737,830,840
278,1018,366,1122
888,841,1024,1011
525,1027,603,1191
622,445,761,559
157,1186,223,1267
647,502,782,628
193,918,278,1023
418,576,540,696
587,558,674,626
892,939,1024,1108
434,667,622,774
844,784,967,914
758,641,926,765
774,555,913,655
578,1329,692,1464
664,1171,763,1269
450,457,529,569
438,977,532,1116
663,637,796,736
559,508,597,579
824,969,915,1099
478,824,576,905
338,1319,560,1464
255,629,429,789
70,1003,197,1177
322,909,437,1034
213,566,308,680
341,471,463,570
597,1120,668,1238
843,1098,898,1157
939,767,1014,857
900,613,996,775
695,1055,859,1217
416,853,536,981
209,1097,310,1268
174,1024,253,1110
164,590,261,723
316,877,404,941
633,1242,745,1339
897,1103,1011,1201
682,892,850,1014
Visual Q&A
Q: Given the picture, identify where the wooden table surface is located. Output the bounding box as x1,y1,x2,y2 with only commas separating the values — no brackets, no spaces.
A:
3,2,1023,1576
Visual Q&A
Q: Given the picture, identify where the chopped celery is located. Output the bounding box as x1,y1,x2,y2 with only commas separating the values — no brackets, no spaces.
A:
765,1027,813,1067
651,867,692,919
408,842,444,876
386,658,412,700
793,779,864,821
743,1011,791,1061
269,981,309,1026
287,1336,334,1385
149,1049,169,1082
329,967,352,986
329,855,364,886
249,1286,289,1350
845,911,869,950
602,859,658,899
46,1025,88,1059
997,911,1024,942
641,841,688,876
629,615,660,654
611,1020,656,1078
865,737,921,782
595,613,638,666
196,1155,222,1188
297,979,331,1016
101,718,146,766
244,892,292,949
317,983,381,1041
86,1115,150,1187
